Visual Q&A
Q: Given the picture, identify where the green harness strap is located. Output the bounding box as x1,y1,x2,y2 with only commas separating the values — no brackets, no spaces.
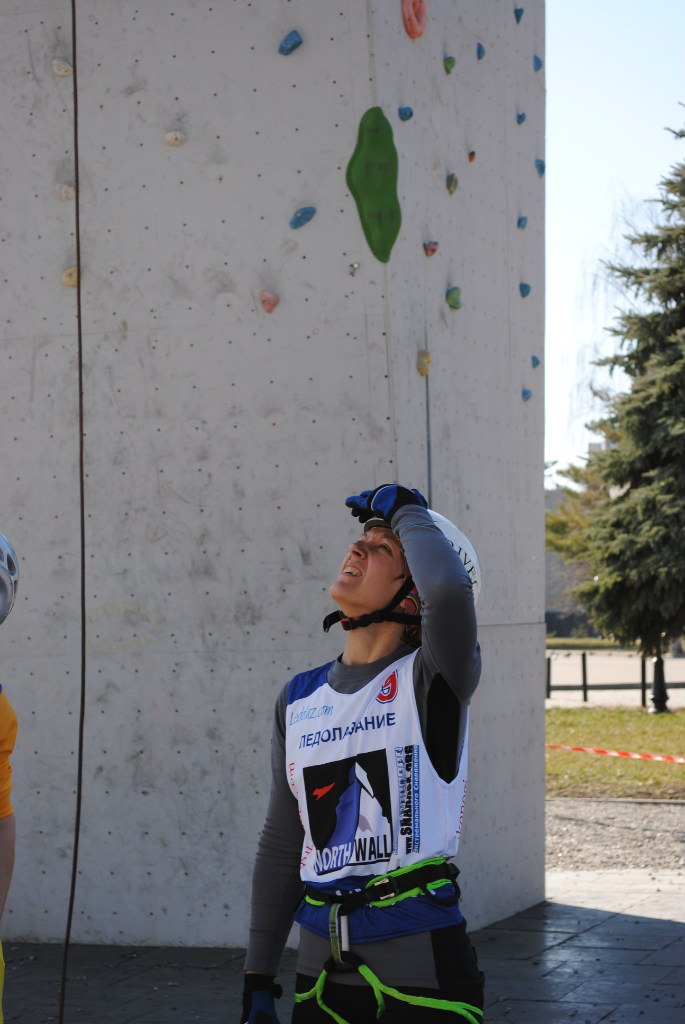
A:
294,958,483,1024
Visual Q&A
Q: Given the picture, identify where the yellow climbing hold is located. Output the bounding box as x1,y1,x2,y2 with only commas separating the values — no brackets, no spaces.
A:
417,351,432,376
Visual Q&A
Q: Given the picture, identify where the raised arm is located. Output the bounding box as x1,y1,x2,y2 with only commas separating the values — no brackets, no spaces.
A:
391,502,480,703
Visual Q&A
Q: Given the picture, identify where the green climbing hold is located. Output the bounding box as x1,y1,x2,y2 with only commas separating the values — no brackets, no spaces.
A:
445,287,462,309
446,172,458,194
444,56,456,74
346,107,401,263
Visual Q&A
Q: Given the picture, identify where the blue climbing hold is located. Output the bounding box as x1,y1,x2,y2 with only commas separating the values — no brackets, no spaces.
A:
535,159,545,177
531,355,540,368
522,388,532,401
398,106,414,121
516,112,527,125
476,43,485,60
519,283,531,298
533,54,543,72
279,29,303,55
290,206,316,229
514,7,524,23
517,216,528,229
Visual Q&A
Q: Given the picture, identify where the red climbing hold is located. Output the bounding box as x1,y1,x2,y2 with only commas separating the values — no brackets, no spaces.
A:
259,291,279,313
402,0,426,40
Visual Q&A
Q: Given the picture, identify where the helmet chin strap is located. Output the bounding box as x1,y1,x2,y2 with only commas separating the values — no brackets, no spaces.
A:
322,576,421,633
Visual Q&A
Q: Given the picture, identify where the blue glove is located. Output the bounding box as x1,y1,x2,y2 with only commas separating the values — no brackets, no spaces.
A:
345,485,428,525
241,975,282,1024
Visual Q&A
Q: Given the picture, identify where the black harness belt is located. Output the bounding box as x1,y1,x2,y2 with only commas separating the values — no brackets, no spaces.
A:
304,857,461,915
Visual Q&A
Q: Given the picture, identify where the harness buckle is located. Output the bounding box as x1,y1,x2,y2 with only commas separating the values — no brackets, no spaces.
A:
367,874,399,901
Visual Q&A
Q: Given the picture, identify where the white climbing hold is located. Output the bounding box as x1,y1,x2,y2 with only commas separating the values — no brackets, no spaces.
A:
58,184,76,201
52,59,73,77
164,130,187,147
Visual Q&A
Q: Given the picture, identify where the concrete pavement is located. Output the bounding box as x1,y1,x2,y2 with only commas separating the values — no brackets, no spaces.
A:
5,869,684,1023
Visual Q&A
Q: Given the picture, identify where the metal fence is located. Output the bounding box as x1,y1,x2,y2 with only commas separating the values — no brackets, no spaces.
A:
546,651,685,708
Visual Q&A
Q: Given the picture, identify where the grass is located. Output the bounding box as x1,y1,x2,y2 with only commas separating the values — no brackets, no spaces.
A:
546,637,636,651
546,706,685,799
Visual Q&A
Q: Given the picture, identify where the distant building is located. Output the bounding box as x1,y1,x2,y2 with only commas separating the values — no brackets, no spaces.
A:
545,489,595,637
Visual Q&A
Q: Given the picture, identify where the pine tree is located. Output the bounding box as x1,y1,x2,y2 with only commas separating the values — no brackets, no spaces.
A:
549,130,685,673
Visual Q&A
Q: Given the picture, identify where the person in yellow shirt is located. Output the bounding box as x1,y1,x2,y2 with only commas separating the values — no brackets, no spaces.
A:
0,534,19,1024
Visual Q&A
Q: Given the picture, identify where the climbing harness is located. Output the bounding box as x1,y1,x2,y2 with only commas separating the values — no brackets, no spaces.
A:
296,858,483,1023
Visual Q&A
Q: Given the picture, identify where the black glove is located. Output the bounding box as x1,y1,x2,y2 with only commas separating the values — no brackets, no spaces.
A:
241,974,282,1024
345,485,428,525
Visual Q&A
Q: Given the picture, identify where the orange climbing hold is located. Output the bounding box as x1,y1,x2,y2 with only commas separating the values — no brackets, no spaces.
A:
402,0,426,40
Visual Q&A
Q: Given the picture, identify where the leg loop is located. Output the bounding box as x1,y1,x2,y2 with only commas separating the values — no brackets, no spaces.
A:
295,952,484,1023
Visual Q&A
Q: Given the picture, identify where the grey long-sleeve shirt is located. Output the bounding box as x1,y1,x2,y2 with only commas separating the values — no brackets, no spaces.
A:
244,504,481,982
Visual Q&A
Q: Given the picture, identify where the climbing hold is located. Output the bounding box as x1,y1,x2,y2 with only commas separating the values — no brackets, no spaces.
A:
516,112,527,125
58,184,75,201
517,216,528,229
349,262,360,276
346,107,401,263
535,159,545,177
52,59,73,77
402,0,426,40
62,266,78,288
445,287,462,310
468,151,476,163
531,355,540,368
417,351,432,376
398,106,414,121
522,388,532,401
519,283,531,298
443,56,456,74
259,290,279,313
290,206,316,229
514,7,524,23
164,130,186,147
476,43,485,60
533,54,543,72
423,241,439,257
445,173,458,194
279,30,303,55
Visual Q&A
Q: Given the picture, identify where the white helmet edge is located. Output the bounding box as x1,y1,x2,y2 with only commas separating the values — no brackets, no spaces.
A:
0,533,19,625
428,510,481,604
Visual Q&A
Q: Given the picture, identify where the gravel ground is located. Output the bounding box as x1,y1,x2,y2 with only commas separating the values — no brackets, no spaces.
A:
546,797,685,871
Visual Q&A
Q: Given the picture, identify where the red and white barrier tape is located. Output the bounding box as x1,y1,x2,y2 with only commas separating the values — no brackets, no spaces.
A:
546,744,685,764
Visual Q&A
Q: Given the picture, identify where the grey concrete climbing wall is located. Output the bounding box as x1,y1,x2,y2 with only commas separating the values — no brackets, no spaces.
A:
1,0,544,944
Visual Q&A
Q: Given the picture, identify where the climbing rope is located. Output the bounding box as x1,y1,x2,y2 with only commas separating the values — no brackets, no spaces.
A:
58,2,87,1020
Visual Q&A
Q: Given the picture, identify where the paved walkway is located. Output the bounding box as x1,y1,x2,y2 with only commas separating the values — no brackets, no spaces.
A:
5,869,683,1023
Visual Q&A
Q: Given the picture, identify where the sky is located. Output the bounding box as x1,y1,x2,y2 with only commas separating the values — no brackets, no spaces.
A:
545,0,685,484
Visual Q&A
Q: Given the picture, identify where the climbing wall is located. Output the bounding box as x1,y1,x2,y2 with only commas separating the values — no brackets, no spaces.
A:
1,0,544,944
